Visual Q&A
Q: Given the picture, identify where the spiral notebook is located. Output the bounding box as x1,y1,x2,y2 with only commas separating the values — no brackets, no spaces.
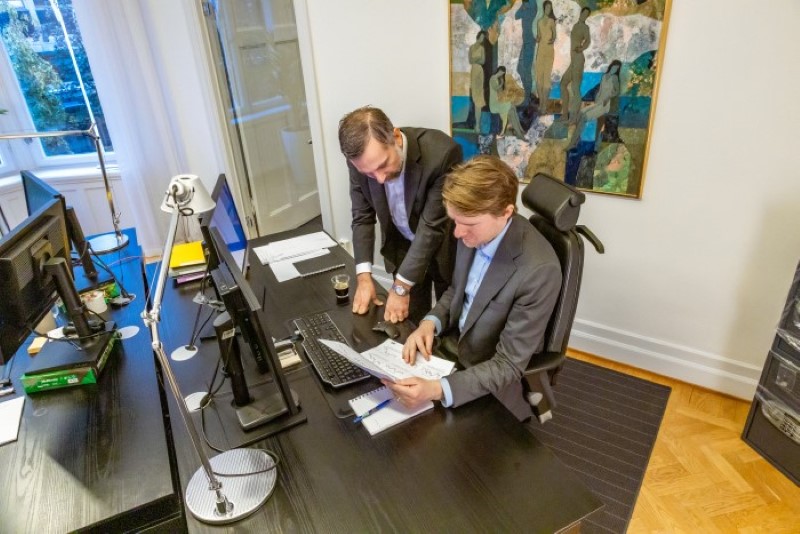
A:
349,386,433,436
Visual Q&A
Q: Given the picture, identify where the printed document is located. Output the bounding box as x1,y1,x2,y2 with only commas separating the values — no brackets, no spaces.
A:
319,339,455,382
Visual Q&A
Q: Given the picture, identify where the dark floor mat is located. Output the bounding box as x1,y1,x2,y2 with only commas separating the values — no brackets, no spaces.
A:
527,358,671,533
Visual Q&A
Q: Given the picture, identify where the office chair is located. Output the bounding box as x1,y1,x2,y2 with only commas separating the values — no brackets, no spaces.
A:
520,173,604,423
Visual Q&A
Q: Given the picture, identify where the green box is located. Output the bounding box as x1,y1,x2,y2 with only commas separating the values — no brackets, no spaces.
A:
21,334,118,394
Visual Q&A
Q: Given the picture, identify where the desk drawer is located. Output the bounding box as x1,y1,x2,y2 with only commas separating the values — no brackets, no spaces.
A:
761,350,800,412
742,388,800,485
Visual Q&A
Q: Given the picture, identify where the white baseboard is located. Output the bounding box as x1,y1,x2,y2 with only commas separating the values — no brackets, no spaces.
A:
369,266,761,400
570,318,762,400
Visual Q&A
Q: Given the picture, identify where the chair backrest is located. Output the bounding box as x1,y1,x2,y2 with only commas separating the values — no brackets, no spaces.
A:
521,173,586,355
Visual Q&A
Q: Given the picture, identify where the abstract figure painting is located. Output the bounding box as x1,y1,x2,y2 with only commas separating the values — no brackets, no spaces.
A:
449,0,671,198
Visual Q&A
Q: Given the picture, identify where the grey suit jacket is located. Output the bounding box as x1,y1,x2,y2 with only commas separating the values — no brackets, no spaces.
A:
431,214,562,421
348,127,462,284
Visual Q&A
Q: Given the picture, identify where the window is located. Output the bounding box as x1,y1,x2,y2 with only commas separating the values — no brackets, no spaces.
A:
0,0,111,170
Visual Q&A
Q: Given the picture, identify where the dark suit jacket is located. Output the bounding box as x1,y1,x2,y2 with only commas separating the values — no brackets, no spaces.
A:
430,214,562,421
348,127,462,285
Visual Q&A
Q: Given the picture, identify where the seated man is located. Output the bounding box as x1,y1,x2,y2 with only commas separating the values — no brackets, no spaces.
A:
384,156,562,421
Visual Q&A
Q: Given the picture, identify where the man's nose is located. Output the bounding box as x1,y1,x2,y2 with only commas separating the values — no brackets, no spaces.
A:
453,224,465,239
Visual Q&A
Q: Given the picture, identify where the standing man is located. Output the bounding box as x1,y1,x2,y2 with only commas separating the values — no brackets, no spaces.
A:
339,106,462,324
384,156,562,421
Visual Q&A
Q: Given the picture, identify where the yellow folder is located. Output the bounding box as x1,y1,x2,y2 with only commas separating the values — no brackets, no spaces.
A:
169,240,205,269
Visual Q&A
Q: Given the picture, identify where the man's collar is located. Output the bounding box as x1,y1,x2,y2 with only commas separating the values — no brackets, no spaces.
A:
478,217,513,258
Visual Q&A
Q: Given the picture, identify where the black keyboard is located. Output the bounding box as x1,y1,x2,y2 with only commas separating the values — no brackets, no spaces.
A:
293,312,370,388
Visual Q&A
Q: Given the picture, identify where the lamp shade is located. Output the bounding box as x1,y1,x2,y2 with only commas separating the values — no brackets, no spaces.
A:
161,174,216,215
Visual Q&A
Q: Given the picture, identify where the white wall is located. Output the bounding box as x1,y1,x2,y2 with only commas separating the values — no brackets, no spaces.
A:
296,0,800,398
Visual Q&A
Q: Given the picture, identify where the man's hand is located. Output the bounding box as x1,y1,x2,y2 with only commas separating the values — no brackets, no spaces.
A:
384,281,410,323
402,320,436,365
382,377,442,408
352,273,383,315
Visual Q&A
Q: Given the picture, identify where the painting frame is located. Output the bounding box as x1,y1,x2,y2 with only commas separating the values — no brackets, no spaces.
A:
448,0,672,199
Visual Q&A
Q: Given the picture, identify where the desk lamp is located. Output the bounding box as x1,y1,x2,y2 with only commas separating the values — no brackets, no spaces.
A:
142,174,275,524
0,123,128,254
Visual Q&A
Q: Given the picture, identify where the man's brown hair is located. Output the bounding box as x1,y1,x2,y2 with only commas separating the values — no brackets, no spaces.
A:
338,106,395,160
443,156,519,217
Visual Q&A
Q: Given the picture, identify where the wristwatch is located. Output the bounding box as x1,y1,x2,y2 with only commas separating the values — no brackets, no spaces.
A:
391,283,409,296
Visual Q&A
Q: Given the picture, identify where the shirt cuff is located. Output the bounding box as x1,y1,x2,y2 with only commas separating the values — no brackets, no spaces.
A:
395,273,415,287
423,315,442,335
440,377,453,407
355,262,372,275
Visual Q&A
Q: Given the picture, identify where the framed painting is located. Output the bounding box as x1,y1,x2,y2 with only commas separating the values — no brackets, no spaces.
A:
449,0,672,198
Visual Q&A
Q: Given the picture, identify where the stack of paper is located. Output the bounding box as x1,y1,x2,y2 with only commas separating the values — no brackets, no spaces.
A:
169,240,206,278
252,231,338,282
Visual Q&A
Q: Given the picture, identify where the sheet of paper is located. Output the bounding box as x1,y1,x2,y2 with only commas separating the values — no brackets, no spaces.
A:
269,260,301,282
363,340,456,380
319,340,395,381
268,249,330,282
0,396,25,447
253,231,337,264
319,339,455,382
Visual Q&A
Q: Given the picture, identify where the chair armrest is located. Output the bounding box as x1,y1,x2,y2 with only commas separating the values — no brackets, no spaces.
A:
524,351,566,375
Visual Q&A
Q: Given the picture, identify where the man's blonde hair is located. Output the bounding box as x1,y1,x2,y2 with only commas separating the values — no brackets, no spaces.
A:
443,156,519,217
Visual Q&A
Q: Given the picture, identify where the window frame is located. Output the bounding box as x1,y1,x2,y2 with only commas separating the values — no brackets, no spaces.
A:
0,0,114,175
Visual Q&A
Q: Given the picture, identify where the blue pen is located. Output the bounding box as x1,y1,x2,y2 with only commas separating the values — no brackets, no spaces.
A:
353,398,392,424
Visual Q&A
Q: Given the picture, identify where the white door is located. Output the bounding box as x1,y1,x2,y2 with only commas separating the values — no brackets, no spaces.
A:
202,0,321,235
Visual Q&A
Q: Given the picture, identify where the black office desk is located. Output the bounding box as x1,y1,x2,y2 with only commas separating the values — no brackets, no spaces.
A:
0,230,182,532
158,227,601,533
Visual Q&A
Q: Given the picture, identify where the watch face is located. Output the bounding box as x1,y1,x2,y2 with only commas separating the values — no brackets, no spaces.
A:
392,284,408,296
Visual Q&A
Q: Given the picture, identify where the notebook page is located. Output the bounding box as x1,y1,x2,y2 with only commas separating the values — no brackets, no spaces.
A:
361,399,433,436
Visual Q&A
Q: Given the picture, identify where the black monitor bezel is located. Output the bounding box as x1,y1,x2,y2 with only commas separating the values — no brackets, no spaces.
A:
0,197,71,363
207,226,301,419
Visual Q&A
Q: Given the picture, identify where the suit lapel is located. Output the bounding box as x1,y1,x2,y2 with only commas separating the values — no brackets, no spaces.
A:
450,243,474,329
401,129,422,225
368,178,390,229
459,217,523,337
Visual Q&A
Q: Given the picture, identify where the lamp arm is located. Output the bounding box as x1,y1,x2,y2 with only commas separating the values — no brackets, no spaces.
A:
142,207,229,509
0,122,126,243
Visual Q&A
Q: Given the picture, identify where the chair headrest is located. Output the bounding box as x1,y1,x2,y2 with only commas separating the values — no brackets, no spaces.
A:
521,173,585,232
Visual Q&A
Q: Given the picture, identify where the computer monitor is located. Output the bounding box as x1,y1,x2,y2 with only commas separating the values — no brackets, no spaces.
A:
206,226,305,435
21,170,105,287
0,197,112,365
200,174,248,273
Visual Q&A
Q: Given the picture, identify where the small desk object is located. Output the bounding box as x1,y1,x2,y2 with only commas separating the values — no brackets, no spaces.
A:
157,224,602,532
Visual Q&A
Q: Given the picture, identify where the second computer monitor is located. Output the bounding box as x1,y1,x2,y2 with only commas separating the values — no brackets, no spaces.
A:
0,197,70,363
201,174,248,273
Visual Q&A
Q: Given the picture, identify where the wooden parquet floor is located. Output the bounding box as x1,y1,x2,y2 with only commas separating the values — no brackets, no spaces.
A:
568,350,800,533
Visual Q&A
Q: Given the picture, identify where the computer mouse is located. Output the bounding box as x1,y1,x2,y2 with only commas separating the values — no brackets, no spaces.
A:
372,320,400,339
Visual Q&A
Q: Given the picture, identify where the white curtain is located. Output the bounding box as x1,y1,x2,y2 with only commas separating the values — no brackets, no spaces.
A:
72,0,186,255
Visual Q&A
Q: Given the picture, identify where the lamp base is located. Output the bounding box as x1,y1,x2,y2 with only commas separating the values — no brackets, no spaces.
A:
88,232,129,255
185,448,276,524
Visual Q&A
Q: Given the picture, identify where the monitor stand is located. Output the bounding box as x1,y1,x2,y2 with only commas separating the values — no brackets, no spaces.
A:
230,382,300,430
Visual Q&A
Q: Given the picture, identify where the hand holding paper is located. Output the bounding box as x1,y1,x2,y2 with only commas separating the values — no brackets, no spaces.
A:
318,339,454,382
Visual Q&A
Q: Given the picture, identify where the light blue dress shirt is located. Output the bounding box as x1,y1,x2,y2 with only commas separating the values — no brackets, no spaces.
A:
355,132,414,286
432,218,512,406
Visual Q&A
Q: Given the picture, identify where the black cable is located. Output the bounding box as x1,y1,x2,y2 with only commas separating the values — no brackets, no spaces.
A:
184,263,214,348
89,247,133,299
28,324,109,346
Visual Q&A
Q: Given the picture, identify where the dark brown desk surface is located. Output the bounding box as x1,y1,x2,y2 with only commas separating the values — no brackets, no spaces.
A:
158,227,601,533
0,232,182,532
